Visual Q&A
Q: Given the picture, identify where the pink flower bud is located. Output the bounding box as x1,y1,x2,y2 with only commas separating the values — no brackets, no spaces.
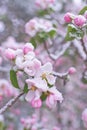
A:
64,12,72,23
23,43,34,54
31,98,42,108
5,48,16,60
68,67,76,74
74,15,86,27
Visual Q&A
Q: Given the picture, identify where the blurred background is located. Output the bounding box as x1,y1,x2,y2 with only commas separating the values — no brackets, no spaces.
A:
0,0,87,130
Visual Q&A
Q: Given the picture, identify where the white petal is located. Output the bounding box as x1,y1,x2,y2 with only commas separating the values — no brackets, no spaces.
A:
25,91,34,102
46,75,56,85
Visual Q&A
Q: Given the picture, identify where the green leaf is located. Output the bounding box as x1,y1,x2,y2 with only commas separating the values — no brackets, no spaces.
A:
38,31,48,41
65,24,84,41
23,83,29,93
10,70,19,89
37,9,49,16
79,6,87,15
48,29,56,38
40,93,47,101
30,37,36,48
81,77,87,84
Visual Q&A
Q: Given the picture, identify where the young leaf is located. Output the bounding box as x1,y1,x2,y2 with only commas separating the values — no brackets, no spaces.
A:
37,9,49,16
10,70,19,89
79,6,87,15
30,37,37,48
65,24,84,41
23,83,29,93
48,29,56,38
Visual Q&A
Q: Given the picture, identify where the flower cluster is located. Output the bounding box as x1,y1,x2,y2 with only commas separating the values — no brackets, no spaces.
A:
5,42,63,109
25,18,55,37
35,0,55,9
64,12,87,27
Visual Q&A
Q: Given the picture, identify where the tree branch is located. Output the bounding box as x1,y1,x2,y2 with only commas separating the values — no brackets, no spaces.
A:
0,92,24,114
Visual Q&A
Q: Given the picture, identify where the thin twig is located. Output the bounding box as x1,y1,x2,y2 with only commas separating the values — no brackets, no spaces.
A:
53,71,68,79
0,92,24,114
80,39,87,61
44,41,71,61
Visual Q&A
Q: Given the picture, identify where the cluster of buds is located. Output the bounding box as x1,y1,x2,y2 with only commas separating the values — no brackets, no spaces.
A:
35,0,55,9
64,12,87,27
5,43,63,109
25,18,56,37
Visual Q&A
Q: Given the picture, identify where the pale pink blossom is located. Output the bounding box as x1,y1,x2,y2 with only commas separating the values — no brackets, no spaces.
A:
25,19,39,37
26,78,48,92
24,59,41,76
36,62,56,85
46,87,63,108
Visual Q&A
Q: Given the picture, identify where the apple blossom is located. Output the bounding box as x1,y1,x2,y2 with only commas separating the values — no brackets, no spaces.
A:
25,19,39,37
46,87,63,108
35,62,56,85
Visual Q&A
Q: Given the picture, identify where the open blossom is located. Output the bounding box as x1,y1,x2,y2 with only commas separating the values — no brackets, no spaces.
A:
25,18,55,37
35,0,55,9
46,87,63,108
25,19,39,37
5,43,41,76
36,62,56,85
25,78,48,107
24,58,41,76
